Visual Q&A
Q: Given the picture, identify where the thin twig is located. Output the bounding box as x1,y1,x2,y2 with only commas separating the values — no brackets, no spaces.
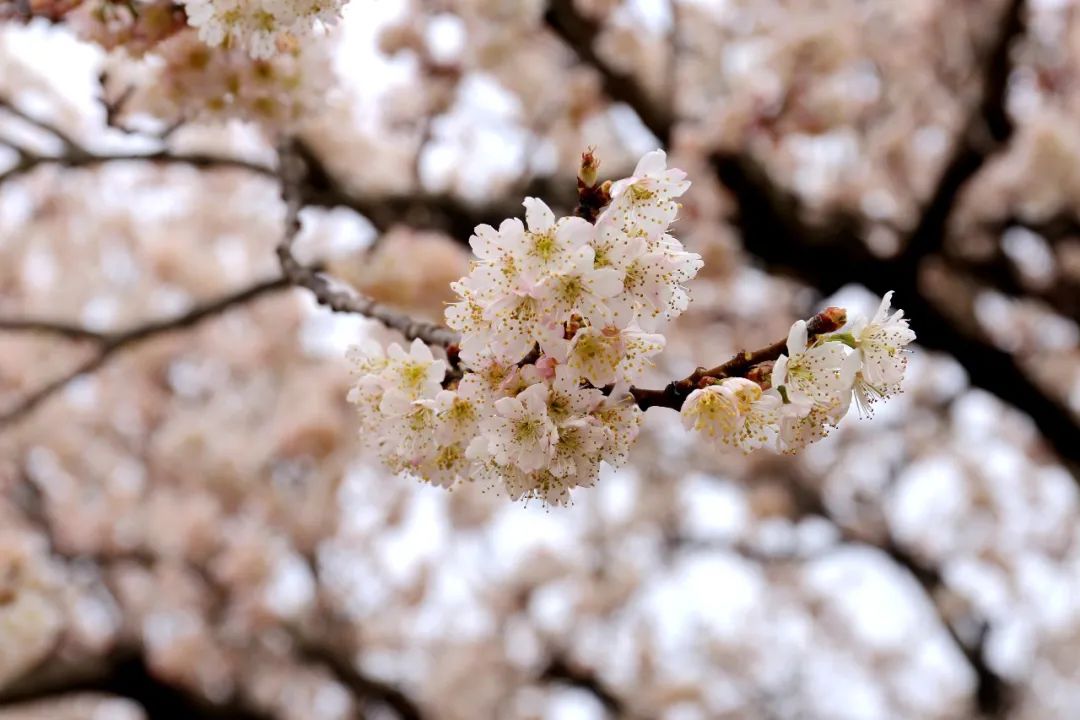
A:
629,307,846,411
0,147,274,186
0,276,291,427
0,96,84,152
276,142,461,348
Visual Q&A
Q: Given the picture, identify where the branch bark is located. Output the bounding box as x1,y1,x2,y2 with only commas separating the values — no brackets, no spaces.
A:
0,650,274,720
276,144,461,348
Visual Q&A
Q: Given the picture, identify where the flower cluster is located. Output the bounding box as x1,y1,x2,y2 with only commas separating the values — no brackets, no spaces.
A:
347,151,915,504
446,150,701,384
180,0,346,59
67,0,188,56
680,292,915,452
347,151,696,503
109,29,333,130
346,339,641,504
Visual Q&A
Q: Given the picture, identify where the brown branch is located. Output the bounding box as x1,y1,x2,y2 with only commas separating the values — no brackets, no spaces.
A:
540,655,629,717
629,306,846,411
898,0,1025,266
276,143,461,348
0,146,274,186
14,490,426,720
0,650,276,720
0,93,274,185
294,639,425,720
543,0,673,145
0,317,106,341
0,96,83,152
291,137,574,241
0,276,291,427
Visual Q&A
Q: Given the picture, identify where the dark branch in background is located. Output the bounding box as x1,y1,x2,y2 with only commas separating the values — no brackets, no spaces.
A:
667,472,1010,719
0,96,83,151
544,0,1080,470
5,489,428,720
0,94,273,183
0,651,274,720
898,0,1023,265
540,0,1030,715
295,638,425,720
0,276,290,427
877,538,1008,717
544,0,673,145
291,138,575,241
540,655,628,717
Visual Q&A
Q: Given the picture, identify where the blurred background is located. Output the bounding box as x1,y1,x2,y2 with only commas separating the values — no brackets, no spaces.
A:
0,0,1079,718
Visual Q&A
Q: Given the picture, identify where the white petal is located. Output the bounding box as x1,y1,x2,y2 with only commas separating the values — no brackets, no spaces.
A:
523,198,555,233
409,338,434,362
786,320,808,355
556,216,594,249
634,150,667,177
589,268,625,298
494,396,523,419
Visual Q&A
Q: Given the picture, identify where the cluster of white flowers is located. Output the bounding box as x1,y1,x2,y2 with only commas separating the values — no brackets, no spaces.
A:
346,338,641,504
446,150,701,382
680,292,915,453
109,29,333,129
347,151,698,503
181,0,346,59
347,151,915,503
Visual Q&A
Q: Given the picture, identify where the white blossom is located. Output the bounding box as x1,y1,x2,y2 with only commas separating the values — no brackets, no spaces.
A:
565,324,665,387
850,290,917,414
348,152,913,503
681,378,781,451
772,320,859,413
488,382,559,473
181,0,347,59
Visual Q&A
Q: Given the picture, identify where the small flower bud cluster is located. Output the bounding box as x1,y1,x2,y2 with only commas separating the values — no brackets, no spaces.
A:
180,0,346,59
680,292,916,452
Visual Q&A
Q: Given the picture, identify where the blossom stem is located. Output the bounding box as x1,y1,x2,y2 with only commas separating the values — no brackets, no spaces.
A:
628,307,846,411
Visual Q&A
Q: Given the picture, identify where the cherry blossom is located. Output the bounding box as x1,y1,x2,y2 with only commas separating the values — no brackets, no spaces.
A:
349,150,914,503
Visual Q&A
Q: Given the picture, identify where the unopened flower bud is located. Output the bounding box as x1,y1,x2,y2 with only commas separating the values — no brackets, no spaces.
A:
578,147,600,187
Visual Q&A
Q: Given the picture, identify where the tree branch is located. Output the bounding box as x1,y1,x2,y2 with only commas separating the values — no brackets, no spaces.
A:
0,650,275,720
543,0,673,145
540,655,628,717
276,143,461,348
629,306,846,410
0,276,291,427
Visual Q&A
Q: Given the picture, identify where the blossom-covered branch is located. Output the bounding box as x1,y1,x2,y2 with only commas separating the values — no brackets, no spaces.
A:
341,150,915,503
628,307,847,411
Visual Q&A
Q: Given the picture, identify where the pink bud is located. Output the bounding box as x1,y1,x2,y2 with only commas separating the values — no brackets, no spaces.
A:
535,354,558,380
